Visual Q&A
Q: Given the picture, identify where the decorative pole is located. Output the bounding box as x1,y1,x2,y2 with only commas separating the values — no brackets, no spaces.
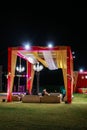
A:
33,62,43,95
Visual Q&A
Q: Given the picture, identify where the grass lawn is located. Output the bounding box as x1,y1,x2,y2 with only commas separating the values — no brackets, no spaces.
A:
0,93,87,130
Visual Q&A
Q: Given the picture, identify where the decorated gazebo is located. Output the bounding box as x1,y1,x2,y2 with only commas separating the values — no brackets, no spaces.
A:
7,46,73,103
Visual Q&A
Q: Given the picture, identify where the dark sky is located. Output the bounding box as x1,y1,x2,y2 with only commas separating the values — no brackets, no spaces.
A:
0,7,87,71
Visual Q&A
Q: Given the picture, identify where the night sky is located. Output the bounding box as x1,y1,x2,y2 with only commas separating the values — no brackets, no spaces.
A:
0,7,87,72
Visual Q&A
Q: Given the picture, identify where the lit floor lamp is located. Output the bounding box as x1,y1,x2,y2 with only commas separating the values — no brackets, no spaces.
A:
16,57,25,92
33,62,43,95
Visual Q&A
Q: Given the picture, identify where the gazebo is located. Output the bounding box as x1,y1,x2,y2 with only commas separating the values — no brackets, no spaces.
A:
7,46,73,103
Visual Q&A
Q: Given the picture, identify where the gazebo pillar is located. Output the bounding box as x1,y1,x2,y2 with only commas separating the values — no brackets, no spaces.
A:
67,47,73,103
7,48,12,102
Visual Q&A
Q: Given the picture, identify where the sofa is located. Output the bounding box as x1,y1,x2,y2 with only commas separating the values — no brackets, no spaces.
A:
22,95,41,103
22,94,62,103
40,95,62,103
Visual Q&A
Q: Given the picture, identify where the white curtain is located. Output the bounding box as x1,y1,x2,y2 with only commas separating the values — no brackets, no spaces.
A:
42,51,58,70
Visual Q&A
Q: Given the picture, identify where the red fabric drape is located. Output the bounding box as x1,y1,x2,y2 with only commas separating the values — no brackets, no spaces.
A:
26,61,32,94
67,47,73,103
7,48,12,102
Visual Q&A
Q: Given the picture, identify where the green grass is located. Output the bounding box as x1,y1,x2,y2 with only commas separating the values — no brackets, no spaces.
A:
0,93,87,130
73,93,87,103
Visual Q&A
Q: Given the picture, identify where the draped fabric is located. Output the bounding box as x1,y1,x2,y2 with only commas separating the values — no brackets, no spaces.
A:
32,52,48,67
56,50,67,94
73,71,78,92
7,49,17,102
10,51,17,92
26,61,35,94
26,61,31,93
30,65,35,93
7,48,12,102
70,55,74,95
42,51,58,70
67,48,73,103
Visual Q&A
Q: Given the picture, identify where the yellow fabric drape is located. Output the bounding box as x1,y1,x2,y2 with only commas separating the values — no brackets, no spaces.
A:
73,71,78,92
32,52,48,67
10,50,17,93
30,65,35,93
26,61,35,93
56,50,67,93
